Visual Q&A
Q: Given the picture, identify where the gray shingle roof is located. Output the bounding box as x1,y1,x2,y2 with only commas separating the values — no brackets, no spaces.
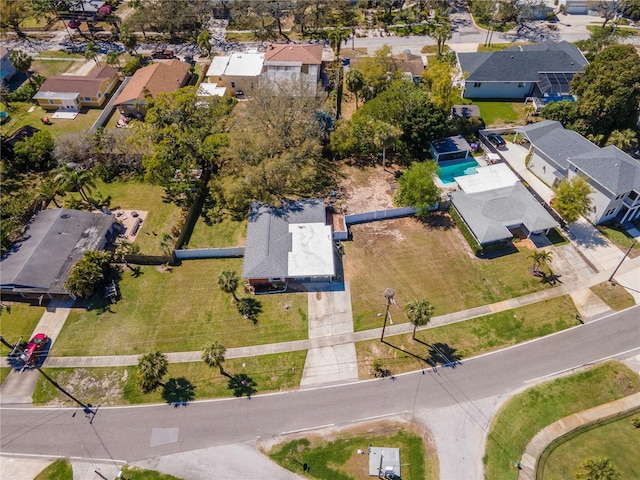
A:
569,146,640,195
457,41,586,82
450,183,558,245
242,199,327,279
1,208,114,295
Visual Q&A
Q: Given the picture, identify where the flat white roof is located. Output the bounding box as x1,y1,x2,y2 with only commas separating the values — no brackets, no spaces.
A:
368,447,400,477
197,83,226,97
206,56,230,77
287,223,335,277
455,163,519,193
225,52,265,77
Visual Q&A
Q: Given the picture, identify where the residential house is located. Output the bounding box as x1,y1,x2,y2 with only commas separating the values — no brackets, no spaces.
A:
205,50,265,96
0,46,17,86
395,51,426,84
564,1,616,14
515,120,640,224
449,163,559,245
242,199,335,290
456,40,587,100
261,43,324,94
33,65,119,111
114,60,191,116
0,208,116,299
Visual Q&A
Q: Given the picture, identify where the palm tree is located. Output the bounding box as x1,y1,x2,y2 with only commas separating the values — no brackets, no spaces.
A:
55,165,96,202
217,269,240,303
372,120,402,171
529,250,553,274
327,28,350,59
381,287,395,341
345,68,364,108
114,239,140,269
202,341,230,377
106,50,122,71
197,29,212,57
575,457,622,480
85,41,100,66
406,298,434,340
137,351,169,393
36,177,65,209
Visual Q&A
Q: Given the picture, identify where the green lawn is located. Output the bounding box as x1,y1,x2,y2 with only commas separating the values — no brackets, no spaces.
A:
356,295,580,378
268,424,435,480
344,216,557,332
90,179,183,255
537,408,640,480
34,459,72,480
52,259,308,356
0,367,12,385
120,466,184,480
590,282,636,311
0,302,45,356
185,215,246,248
596,223,640,259
475,100,524,126
32,58,79,78
484,361,640,480
34,351,306,405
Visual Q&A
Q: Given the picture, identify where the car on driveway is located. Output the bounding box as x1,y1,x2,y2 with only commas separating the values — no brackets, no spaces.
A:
68,19,81,29
20,333,49,367
486,133,506,149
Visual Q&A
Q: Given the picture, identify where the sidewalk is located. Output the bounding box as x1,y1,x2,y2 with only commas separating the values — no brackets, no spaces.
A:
518,392,640,479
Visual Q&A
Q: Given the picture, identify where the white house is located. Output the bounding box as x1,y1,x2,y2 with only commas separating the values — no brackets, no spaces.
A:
205,50,265,96
261,43,323,94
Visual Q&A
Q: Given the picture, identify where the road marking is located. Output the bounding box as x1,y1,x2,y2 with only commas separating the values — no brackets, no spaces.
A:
524,346,640,384
281,423,335,435
0,452,126,463
354,411,409,423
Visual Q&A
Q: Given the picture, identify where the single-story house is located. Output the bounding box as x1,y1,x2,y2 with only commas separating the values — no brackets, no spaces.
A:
242,199,335,289
394,51,426,83
430,135,472,162
68,0,105,14
114,60,191,116
0,208,116,299
33,65,119,111
0,46,17,86
456,40,588,100
261,43,324,95
205,49,265,96
515,120,640,225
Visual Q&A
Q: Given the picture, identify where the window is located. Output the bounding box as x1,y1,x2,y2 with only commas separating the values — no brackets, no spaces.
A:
628,191,638,201
49,100,54,104
518,83,525,88
231,82,236,88
473,82,482,88
84,97,91,101
98,92,102,98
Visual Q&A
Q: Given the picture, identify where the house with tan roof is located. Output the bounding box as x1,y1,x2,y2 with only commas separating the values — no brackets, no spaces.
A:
33,65,119,111
114,60,191,116
204,50,265,96
261,43,324,94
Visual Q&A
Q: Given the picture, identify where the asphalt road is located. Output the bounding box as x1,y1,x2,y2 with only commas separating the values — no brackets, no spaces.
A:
1,306,638,463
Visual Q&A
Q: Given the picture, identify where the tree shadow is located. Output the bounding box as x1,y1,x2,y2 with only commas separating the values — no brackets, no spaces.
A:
540,272,563,286
227,373,257,398
237,297,262,324
424,343,462,369
418,211,456,231
161,377,196,407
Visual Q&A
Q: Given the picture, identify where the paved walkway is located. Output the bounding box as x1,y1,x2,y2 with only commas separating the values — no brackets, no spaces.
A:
518,392,640,479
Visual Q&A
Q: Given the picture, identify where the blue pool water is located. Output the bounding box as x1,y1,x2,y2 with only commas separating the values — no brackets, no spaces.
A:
437,159,479,184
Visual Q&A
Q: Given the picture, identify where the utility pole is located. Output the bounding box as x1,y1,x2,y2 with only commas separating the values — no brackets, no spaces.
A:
381,288,395,342
609,240,637,283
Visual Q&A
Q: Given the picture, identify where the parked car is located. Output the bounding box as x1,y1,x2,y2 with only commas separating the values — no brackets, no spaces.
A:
486,133,506,149
151,49,175,59
68,19,81,29
20,333,49,366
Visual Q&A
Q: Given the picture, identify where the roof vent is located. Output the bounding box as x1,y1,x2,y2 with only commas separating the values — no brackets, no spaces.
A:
511,55,514,59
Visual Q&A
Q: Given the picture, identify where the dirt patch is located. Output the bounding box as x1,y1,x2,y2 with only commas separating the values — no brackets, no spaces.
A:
45,368,127,407
340,163,398,214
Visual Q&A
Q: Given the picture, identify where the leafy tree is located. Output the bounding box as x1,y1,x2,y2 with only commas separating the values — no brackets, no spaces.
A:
540,100,579,131
422,58,456,115
574,457,622,480
9,49,32,83
394,161,440,217
36,176,65,209
137,351,169,393
201,341,229,377
217,268,240,303
345,68,364,108
114,239,141,269
64,250,112,298
0,0,30,35
357,45,401,101
400,101,448,160
406,298,434,340
605,129,639,152
0,84,12,111
197,29,212,57
553,177,593,224
575,26,620,60
12,130,55,172
427,10,453,56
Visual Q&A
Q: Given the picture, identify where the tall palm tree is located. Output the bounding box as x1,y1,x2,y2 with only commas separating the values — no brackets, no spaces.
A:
106,50,122,71
575,457,622,480
372,120,401,171
345,68,364,108
136,351,168,393
406,298,434,340
55,165,96,202
202,341,229,377
217,269,240,303
197,29,212,57
85,40,100,66
36,177,65,209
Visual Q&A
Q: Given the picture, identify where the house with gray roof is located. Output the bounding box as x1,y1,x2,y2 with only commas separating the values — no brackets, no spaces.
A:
456,41,587,100
242,199,335,289
0,209,115,299
516,120,640,225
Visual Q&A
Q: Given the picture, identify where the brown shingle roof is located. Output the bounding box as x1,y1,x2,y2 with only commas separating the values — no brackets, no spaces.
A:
264,44,323,65
114,60,190,105
35,65,117,97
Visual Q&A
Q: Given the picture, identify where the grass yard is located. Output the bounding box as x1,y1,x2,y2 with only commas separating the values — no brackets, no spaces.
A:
185,215,246,248
344,215,557,332
596,223,640,259
590,282,636,311
52,259,308,356
120,466,184,480
0,302,45,356
268,421,437,480
356,295,579,378
34,351,306,405
32,58,80,78
34,459,73,480
91,179,184,255
484,361,640,480
537,408,640,480
475,100,525,126
0,367,11,385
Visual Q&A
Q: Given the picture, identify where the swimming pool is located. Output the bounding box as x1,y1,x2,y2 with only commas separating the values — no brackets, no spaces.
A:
437,159,479,184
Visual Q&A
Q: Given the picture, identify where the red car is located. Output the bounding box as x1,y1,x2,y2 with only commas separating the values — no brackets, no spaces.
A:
20,333,49,366
68,19,81,29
